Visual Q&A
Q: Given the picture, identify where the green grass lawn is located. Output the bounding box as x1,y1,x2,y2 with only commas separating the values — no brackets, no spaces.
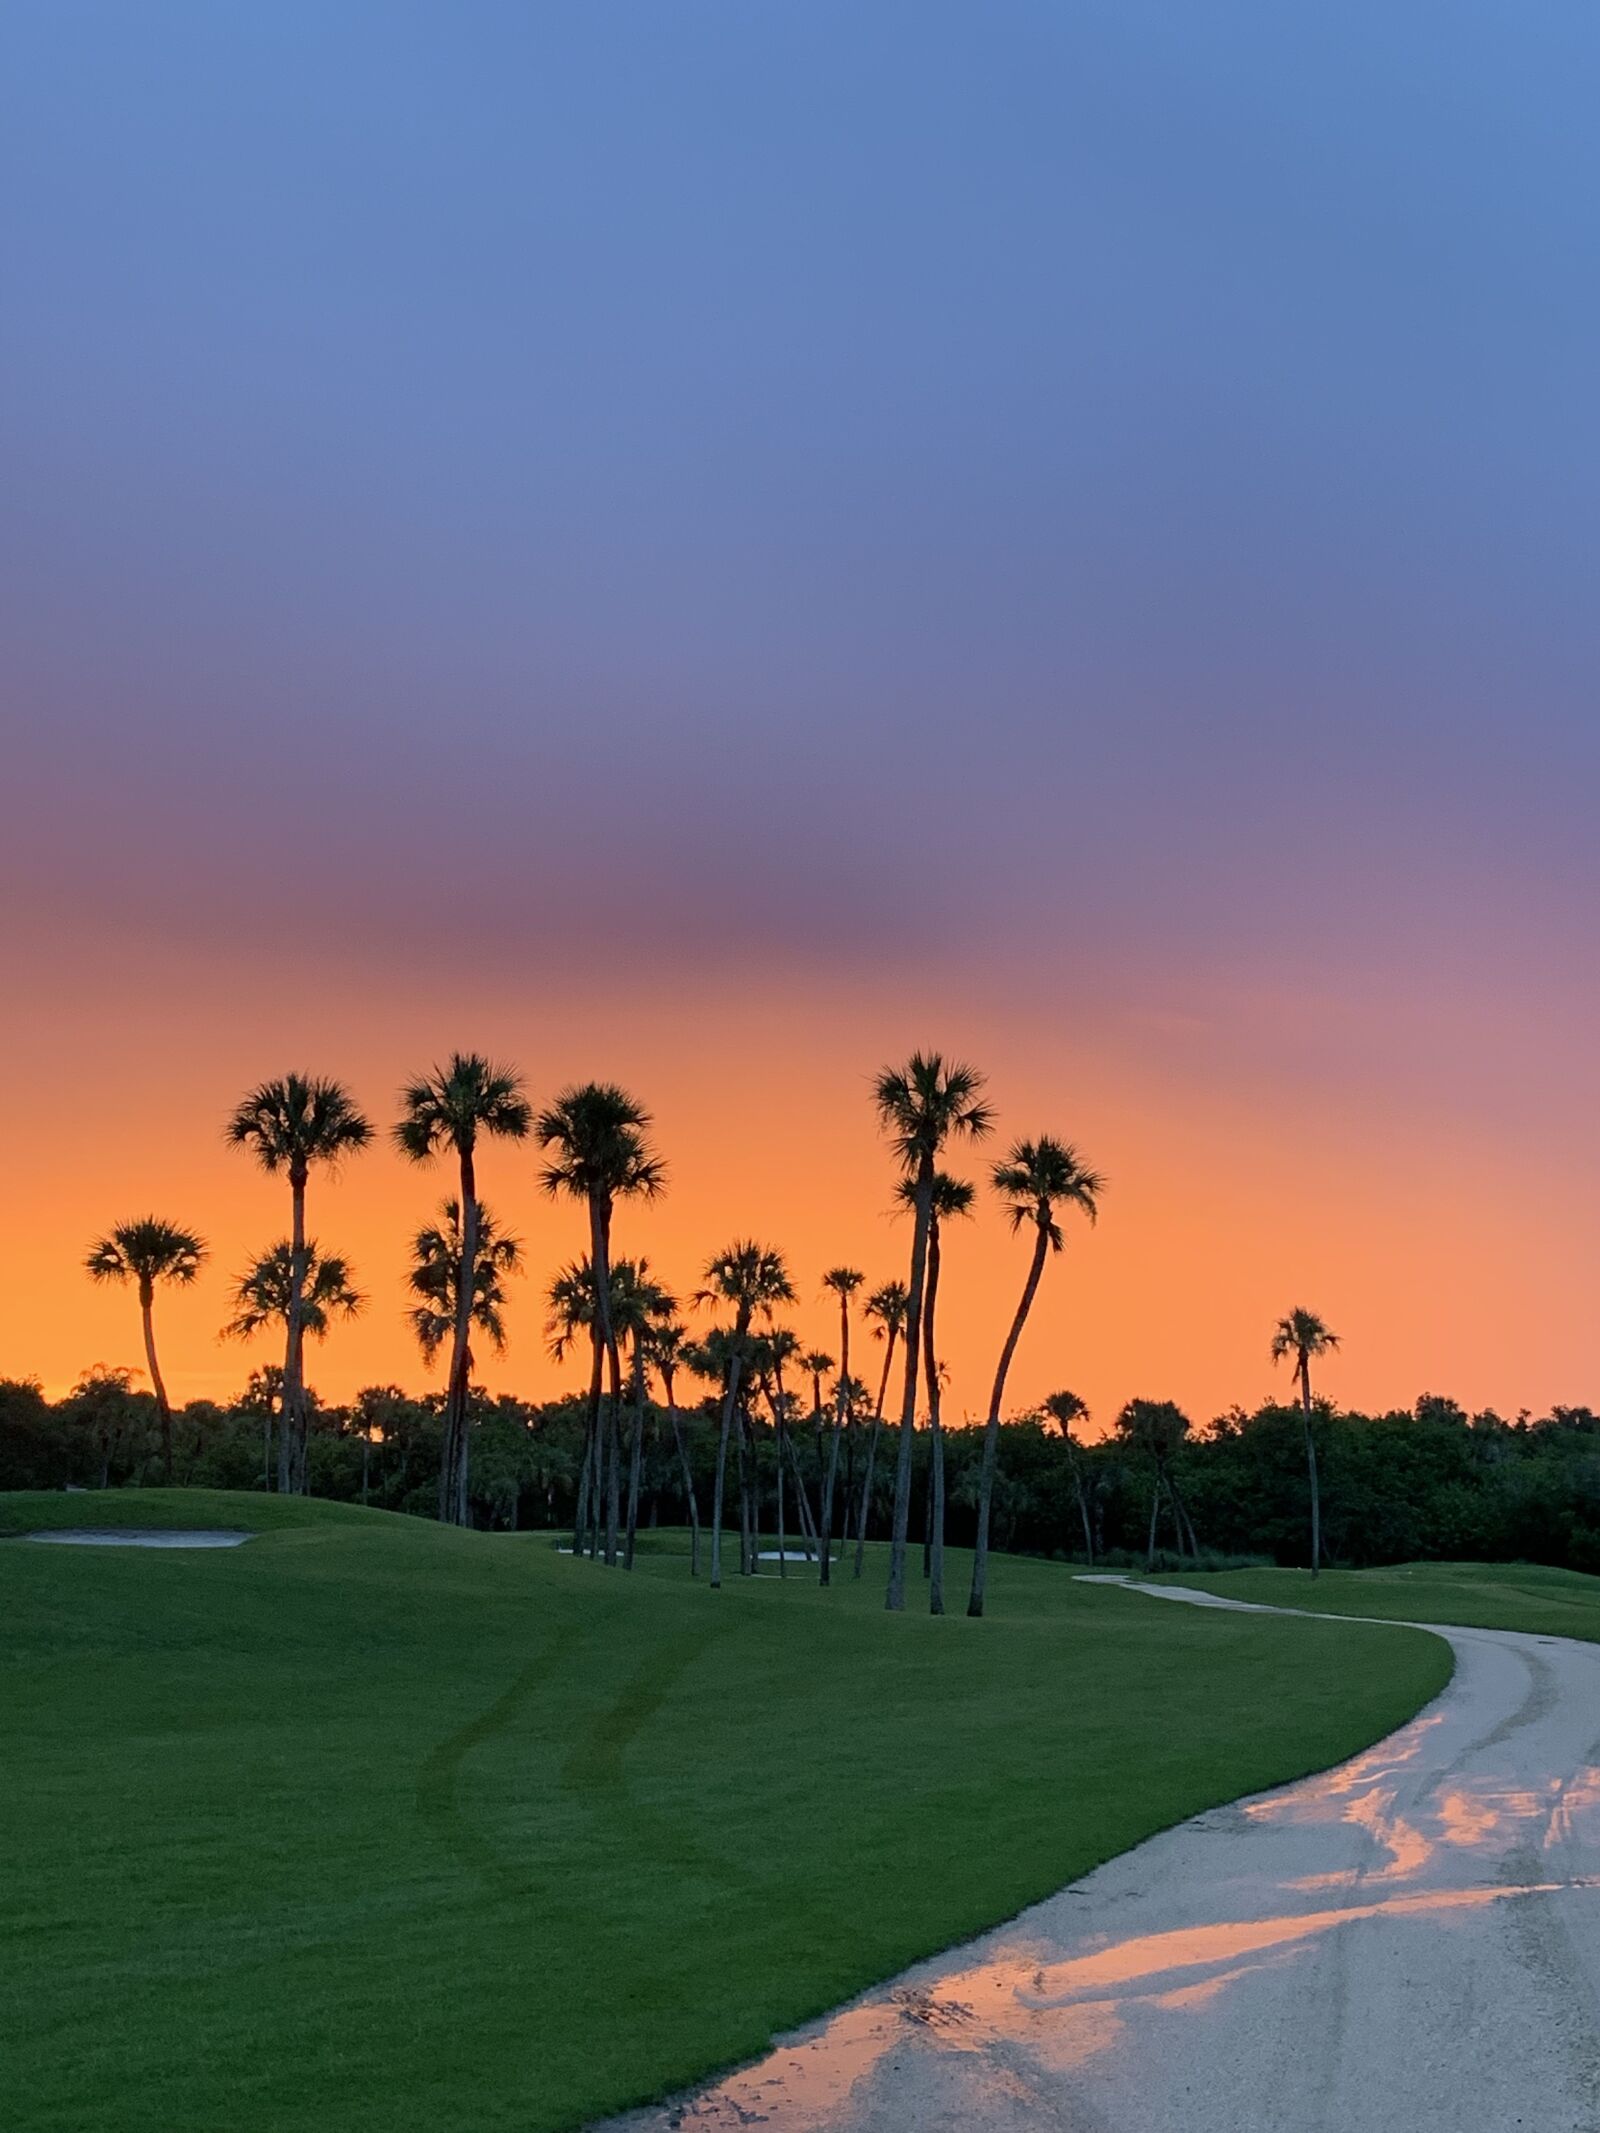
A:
3,1490,1450,2133
1148,1558,1600,1641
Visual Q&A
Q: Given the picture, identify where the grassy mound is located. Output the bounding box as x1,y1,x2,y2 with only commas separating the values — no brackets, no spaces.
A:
1150,1559,1600,1641
4,1490,1450,2132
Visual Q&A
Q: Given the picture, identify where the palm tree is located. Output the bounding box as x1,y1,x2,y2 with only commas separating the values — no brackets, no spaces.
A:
694,1241,795,1589
968,1136,1103,1617
222,1242,364,1343
537,1083,665,1568
1116,1397,1197,1569
852,1278,908,1579
900,1171,974,1614
817,1266,862,1586
222,1243,363,1493
84,1219,207,1483
226,1075,371,1493
408,1200,522,1386
395,1055,530,1524
873,1053,993,1611
646,1316,701,1575
1043,1389,1094,1565
1272,1307,1340,1577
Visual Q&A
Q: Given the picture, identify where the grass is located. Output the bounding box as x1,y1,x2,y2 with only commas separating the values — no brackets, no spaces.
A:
3,1490,1450,2133
1148,1558,1600,1642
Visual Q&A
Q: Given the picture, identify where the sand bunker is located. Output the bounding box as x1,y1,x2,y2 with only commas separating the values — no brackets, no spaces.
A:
21,1528,254,1548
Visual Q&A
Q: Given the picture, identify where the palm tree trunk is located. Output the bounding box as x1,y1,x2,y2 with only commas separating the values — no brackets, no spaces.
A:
604,1337,624,1566
887,1163,934,1612
735,1402,755,1574
710,1352,742,1589
623,1340,646,1570
776,1416,787,1576
361,1434,370,1506
784,1431,820,1556
1074,1465,1094,1564
1168,1469,1200,1557
967,1221,1050,1619
279,1170,309,1495
575,1327,603,1557
441,1145,479,1525
853,1328,897,1579
139,1284,174,1485
665,1380,700,1575
1145,1472,1161,1571
1301,1355,1322,1577
923,1215,947,1615
819,1298,850,1586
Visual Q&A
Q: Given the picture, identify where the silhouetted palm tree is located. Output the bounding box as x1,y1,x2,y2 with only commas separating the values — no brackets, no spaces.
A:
900,1171,974,1614
537,1083,664,1567
875,1053,994,1611
395,1055,530,1523
818,1266,862,1585
84,1218,206,1483
1272,1307,1341,1577
853,1278,908,1578
222,1242,364,1344
226,1075,371,1492
694,1241,795,1589
969,1136,1103,1617
646,1316,700,1575
1043,1389,1094,1564
222,1243,362,1492
408,1200,522,1388
1116,1397,1196,1569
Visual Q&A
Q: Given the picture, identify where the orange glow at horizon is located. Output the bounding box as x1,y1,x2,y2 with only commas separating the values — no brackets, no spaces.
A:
9,932,1600,1436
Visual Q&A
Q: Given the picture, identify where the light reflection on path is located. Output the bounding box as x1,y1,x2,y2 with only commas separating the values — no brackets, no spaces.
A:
598,1588,1600,2133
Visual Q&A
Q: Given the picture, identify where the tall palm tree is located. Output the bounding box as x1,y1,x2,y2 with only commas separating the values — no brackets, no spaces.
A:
694,1241,795,1589
1043,1389,1094,1565
407,1199,522,1378
852,1278,908,1579
899,1170,974,1615
874,1053,993,1611
226,1075,371,1493
537,1083,665,1567
84,1218,207,1483
395,1055,530,1524
968,1136,1103,1617
1116,1397,1196,1569
817,1266,863,1586
1272,1307,1341,1577
646,1316,701,1576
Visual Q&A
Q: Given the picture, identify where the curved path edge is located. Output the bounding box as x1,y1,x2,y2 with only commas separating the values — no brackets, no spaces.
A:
594,1578,1600,2132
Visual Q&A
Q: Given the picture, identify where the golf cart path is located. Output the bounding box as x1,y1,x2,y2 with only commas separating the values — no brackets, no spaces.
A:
599,1580,1600,2133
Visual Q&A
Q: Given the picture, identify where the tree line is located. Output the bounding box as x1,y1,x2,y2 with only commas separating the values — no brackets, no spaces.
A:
9,1372,1600,1580
75,1050,1106,1615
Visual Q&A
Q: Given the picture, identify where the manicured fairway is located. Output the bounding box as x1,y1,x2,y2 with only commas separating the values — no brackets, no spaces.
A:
1151,1559,1600,1641
3,1491,1450,2133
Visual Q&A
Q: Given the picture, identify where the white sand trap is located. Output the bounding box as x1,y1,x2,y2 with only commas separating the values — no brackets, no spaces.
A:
21,1528,254,1548
601,1581,1600,2133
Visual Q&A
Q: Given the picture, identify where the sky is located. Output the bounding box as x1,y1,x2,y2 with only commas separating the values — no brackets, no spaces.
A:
4,2,1599,1433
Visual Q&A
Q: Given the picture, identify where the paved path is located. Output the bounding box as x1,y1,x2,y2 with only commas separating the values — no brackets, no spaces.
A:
601,1582,1600,2133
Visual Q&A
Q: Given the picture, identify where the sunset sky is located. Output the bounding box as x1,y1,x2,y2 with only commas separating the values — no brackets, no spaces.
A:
6,4,1599,1432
